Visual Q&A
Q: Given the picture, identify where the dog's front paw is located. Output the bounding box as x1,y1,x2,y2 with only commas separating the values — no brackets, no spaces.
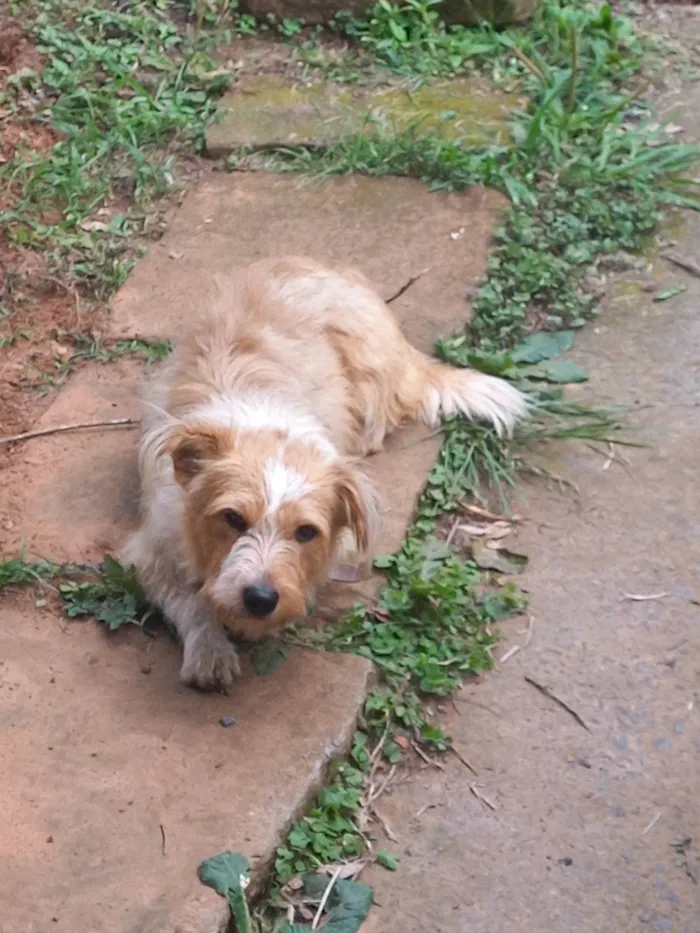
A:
181,628,241,693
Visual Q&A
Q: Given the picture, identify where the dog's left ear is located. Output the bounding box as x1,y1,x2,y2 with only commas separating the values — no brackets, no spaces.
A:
333,463,379,555
165,423,232,486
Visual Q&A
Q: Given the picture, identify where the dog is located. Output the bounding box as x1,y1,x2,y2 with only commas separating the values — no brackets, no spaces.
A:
122,257,528,691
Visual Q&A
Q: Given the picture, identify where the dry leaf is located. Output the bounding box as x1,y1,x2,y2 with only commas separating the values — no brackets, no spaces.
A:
318,860,368,880
471,539,528,573
458,522,489,536
80,219,108,232
484,522,513,540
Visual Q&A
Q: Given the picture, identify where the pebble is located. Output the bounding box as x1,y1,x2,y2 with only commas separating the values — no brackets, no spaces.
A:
219,715,237,728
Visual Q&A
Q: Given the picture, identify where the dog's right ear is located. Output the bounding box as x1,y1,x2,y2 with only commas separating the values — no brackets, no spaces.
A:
164,424,231,486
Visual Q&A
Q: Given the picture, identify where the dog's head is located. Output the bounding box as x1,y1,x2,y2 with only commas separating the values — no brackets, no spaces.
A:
164,423,377,638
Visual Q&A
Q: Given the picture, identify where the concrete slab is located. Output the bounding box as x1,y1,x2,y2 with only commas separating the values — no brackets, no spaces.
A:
206,75,516,155
0,171,504,929
111,173,504,350
0,591,373,933
0,359,141,562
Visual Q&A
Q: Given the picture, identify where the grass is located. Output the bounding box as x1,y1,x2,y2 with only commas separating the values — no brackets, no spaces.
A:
2,0,230,297
0,0,697,928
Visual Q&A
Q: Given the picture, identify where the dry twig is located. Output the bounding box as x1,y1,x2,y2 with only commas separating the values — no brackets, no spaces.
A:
499,645,521,664
663,252,700,278
469,784,498,811
371,806,398,843
623,592,669,601
410,740,444,770
524,676,590,732
312,867,341,930
385,267,430,304
0,418,138,446
450,744,479,776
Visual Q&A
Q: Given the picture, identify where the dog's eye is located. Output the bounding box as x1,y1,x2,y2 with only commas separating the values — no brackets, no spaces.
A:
222,509,248,533
295,524,319,543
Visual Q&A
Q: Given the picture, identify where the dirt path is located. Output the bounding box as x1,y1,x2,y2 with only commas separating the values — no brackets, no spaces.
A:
359,183,700,933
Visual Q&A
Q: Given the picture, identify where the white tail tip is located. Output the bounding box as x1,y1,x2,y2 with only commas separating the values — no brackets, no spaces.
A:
424,370,531,436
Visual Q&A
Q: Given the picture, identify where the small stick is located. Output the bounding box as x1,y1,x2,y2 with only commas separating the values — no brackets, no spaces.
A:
385,267,430,304
524,676,590,732
416,802,438,818
509,44,545,81
410,740,444,770
499,644,521,664
159,823,167,857
461,502,523,524
0,418,138,446
623,592,669,602
312,866,341,930
450,744,479,776
663,253,700,278
642,812,662,836
371,806,398,843
445,517,460,546
470,784,498,811
524,613,535,647
367,765,397,808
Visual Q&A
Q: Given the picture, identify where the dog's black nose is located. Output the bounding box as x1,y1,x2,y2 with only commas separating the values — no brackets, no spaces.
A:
243,584,279,617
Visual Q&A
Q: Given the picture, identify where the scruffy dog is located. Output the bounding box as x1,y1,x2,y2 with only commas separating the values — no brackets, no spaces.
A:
123,257,528,691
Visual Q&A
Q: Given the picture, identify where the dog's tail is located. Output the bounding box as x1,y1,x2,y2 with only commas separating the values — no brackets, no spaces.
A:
413,354,530,437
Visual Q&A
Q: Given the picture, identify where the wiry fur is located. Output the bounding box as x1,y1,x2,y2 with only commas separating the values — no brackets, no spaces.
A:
124,256,528,691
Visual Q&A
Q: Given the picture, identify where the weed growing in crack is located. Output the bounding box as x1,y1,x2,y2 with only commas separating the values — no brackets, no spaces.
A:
59,556,157,631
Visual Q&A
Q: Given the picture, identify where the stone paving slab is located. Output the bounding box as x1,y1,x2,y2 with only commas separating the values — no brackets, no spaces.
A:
0,593,373,933
0,358,141,562
111,173,504,350
0,171,504,931
206,75,517,155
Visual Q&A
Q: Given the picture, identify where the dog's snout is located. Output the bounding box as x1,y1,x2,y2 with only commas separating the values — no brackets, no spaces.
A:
243,584,280,617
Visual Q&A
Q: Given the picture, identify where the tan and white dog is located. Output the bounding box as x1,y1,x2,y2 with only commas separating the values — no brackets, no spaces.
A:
123,257,528,691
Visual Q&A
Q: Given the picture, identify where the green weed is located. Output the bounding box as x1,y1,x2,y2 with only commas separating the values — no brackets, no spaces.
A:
0,552,155,631
0,555,63,589
2,0,230,295
59,556,156,631
66,334,172,366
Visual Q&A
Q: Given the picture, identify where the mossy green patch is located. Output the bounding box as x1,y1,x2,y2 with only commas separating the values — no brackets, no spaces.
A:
206,74,518,154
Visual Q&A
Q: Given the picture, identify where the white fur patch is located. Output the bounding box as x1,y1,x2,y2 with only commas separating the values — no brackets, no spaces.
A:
188,392,337,457
422,372,530,437
263,459,309,512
